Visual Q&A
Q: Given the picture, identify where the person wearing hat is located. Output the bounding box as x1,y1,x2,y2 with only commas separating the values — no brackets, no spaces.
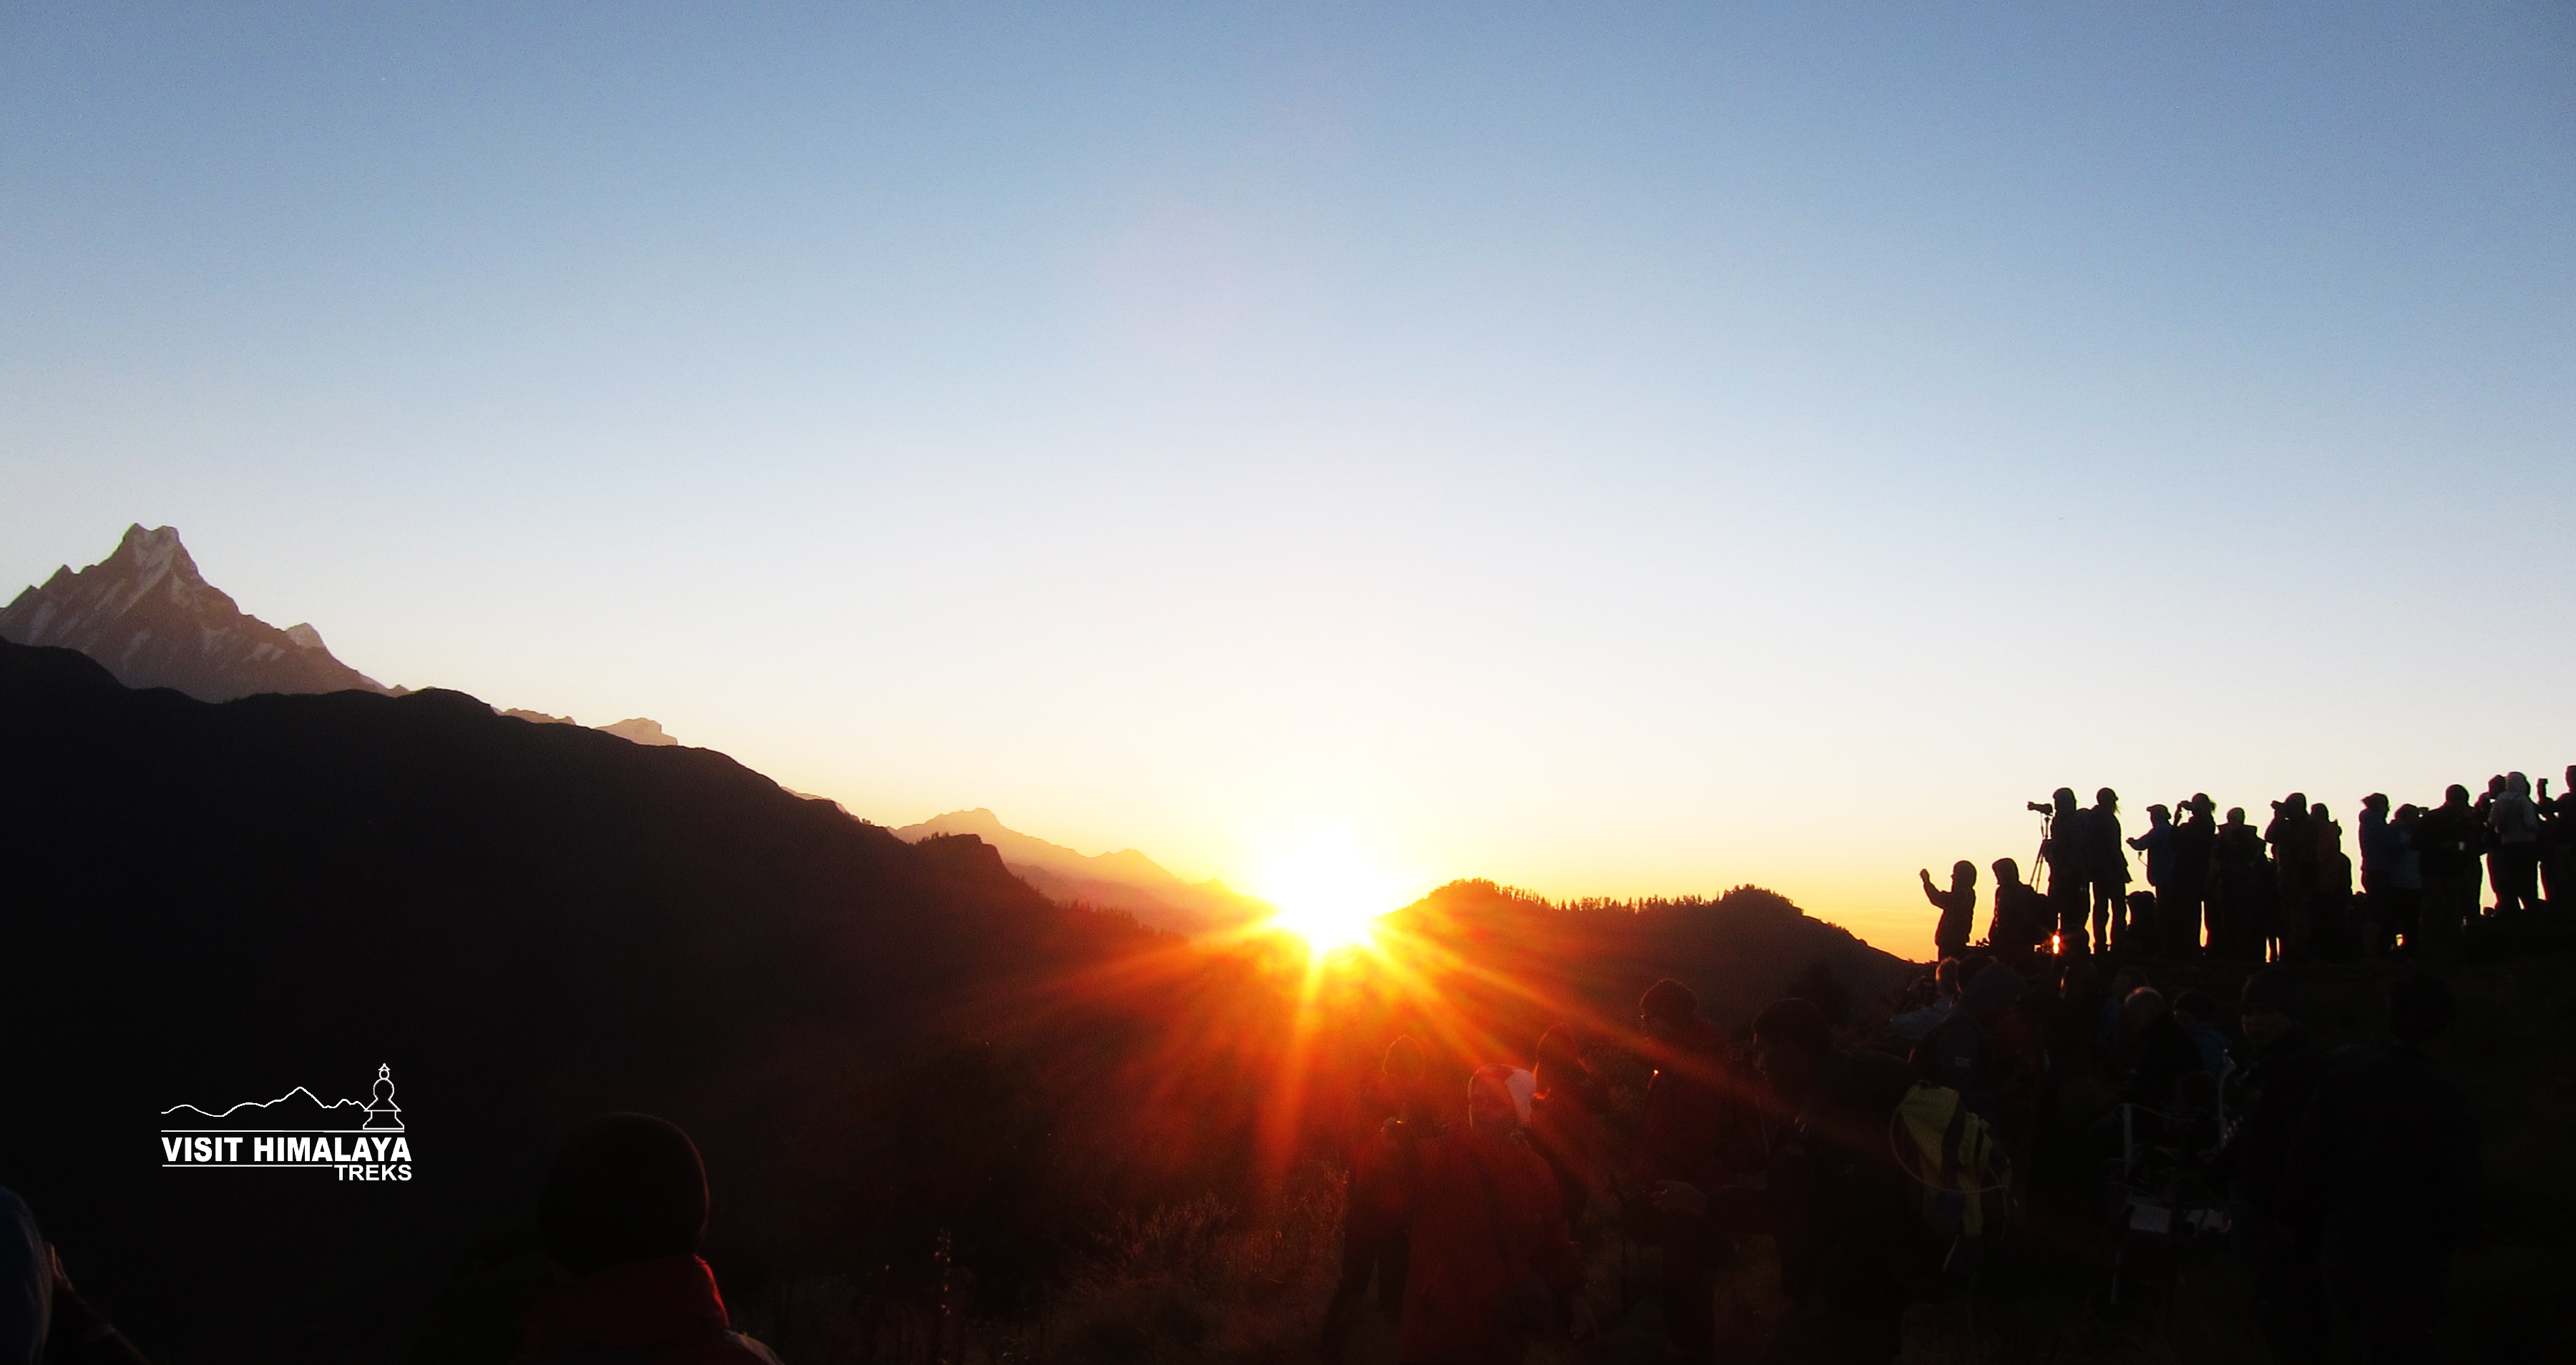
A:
522,1114,781,1365
2209,971,2331,1365
2168,795,2218,957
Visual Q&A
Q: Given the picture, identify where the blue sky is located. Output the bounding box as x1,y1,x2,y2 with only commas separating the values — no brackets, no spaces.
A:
5,4,2570,949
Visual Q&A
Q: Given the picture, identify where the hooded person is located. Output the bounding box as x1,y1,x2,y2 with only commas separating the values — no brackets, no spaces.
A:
1984,858,2049,957
523,1114,781,1365
1920,861,1979,963
1383,1065,1591,1364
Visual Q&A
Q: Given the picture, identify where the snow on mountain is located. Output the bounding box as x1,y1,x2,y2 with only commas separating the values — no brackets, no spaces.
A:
0,525,389,702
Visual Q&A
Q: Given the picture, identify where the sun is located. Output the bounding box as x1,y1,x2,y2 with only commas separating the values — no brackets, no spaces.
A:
1256,831,1402,957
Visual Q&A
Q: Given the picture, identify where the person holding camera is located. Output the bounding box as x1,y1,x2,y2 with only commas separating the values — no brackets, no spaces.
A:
2034,788,2091,954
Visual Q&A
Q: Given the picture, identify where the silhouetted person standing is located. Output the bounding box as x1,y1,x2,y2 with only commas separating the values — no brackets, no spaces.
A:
2038,788,2090,954
1633,980,1751,1365
2128,804,2175,957
2487,771,2541,916
2414,786,2481,956
1526,1025,1605,1227
2087,788,2131,954
2164,793,2225,953
2214,807,2271,960
1921,860,1978,963
1986,858,2049,957
2542,769,2574,911
525,1113,783,1364
2265,795,2318,959
2210,971,2330,1365
2312,803,2353,959
2357,793,2401,952
2169,794,2217,957
2298,975,2479,1365
1327,1037,1433,1359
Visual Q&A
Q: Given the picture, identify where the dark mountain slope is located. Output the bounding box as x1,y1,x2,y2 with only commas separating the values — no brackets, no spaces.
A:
1380,879,1908,1032
0,640,1146,1364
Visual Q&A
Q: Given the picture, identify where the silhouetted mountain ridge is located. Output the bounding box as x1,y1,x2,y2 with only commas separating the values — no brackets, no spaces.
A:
0,637,1151,1361
1382,878,1906,1029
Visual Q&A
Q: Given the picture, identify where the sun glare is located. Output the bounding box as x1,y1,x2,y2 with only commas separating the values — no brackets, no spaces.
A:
1257,832,1402,957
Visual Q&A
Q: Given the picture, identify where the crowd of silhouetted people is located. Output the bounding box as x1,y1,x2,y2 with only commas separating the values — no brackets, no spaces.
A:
1921,766,2573,965
1319,954,2482,1365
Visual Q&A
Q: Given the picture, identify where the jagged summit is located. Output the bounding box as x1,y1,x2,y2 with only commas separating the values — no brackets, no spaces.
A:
0,524,388,702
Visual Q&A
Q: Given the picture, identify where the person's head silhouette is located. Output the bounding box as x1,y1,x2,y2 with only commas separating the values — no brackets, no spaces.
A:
537,1114,708,1276
2054,788,2079,818
2097,788,2118,812
1992,856,2022,886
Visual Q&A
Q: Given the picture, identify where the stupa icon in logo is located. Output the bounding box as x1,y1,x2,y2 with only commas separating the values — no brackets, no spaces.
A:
362,1064,404,1132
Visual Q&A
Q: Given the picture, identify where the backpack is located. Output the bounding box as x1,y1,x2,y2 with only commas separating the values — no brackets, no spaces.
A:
1888,1081,2010,1296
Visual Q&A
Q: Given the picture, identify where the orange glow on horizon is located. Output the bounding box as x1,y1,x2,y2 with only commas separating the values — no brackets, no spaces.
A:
1253,830,1403,958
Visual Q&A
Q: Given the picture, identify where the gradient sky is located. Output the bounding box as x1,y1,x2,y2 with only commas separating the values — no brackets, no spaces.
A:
5,4,2570,952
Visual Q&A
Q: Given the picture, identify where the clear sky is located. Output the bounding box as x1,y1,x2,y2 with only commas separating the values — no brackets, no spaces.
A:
5,4,2570,953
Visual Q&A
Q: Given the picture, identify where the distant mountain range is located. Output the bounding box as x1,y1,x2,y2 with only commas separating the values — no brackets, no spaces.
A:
892,808,1267,937
0,525,678,744
161,1086,370,1127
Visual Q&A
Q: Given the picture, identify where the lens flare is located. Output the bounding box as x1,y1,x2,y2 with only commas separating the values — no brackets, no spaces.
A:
1256,831,1400,957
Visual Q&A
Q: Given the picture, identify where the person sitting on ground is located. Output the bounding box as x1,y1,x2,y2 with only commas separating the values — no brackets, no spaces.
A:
1913,959,2039,1137
523,1113,781,1365
0,1188,150,1365
1890,958,1961,1041
1385,1066,1593,1364
1921,861,1979,963
2171,990,2228,1077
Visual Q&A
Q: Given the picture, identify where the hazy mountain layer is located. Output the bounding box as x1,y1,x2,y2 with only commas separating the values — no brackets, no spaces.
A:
894,807,1265,936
